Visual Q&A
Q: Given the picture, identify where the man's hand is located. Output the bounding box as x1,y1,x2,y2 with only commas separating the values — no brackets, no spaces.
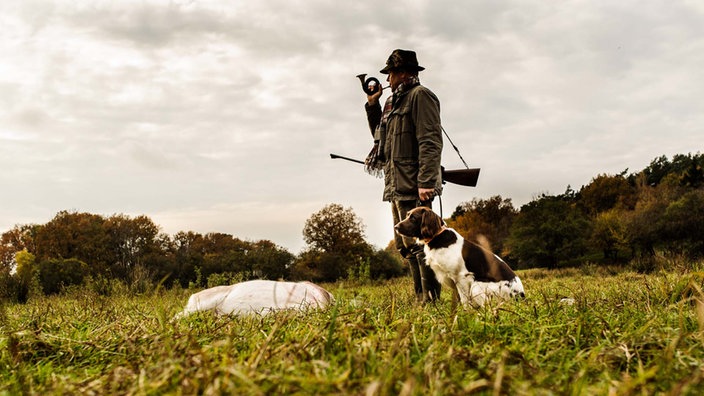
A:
419,187,434,202
367,82,383,105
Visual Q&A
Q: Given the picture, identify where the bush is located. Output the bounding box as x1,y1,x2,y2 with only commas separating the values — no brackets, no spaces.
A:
662,190,704,257
207,272,244,288
626,252,698,274
127,265,156,295
290,250,350,282
84,275,128,297
507,194,591,268
0,271,29,303
368,248,405,280
347,259,371,284
37,258,88,295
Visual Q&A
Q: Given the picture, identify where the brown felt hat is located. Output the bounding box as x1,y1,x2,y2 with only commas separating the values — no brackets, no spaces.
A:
379,49,425,74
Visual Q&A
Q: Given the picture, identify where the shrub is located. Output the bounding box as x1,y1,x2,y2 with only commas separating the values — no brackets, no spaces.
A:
0,271,29,303
206,272,244,288
37,258,88,295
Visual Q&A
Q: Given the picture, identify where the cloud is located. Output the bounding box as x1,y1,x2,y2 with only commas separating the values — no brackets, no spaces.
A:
1,0,702,251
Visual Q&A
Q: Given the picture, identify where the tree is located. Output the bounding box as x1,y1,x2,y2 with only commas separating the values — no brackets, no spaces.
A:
248,240,294,280
578,173,636,215
626,174,683,257
299,204,370,281
506,194,591,268
661,190,704,256
37,258,89,295
303,204,367,254
678,155,704,188
367,247,405,280
201,232,250,255
196,233,251,280
34,211,110,274
0,224,39,272
641,155,672,186
171,231,206,287
104,214,161,280
14,249,39,301
448,195,517,256
290,250,348,282
638,153,704,188
590,209,630,260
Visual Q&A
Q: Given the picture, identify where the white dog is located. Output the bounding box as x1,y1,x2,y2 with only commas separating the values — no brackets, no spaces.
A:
174,279,334,318
395,207,525,307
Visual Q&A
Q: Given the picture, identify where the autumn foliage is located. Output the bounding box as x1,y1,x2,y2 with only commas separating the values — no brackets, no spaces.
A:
450,153,704,269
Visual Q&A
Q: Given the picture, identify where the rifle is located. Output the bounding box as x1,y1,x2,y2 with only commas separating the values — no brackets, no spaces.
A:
330,153,480,187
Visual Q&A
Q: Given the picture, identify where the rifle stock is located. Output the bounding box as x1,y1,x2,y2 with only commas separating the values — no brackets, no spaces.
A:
330,153,480,187
441,167,480,187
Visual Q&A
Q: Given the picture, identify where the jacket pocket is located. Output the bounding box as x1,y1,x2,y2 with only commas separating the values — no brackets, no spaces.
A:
389,105,417,159
394,159,419,196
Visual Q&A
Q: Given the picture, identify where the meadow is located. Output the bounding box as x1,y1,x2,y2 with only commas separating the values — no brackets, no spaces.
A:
2,265,704,395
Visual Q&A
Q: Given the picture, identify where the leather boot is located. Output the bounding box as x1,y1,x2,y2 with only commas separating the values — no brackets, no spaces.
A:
416,251,441,302
406,256,424,301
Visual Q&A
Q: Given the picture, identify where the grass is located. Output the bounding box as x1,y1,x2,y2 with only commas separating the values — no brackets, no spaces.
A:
1,266,704,395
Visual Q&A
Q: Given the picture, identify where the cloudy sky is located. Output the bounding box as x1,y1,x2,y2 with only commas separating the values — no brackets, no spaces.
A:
1,0,702,253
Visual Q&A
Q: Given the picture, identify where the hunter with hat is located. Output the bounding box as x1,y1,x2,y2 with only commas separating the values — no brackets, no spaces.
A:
364,49,443,302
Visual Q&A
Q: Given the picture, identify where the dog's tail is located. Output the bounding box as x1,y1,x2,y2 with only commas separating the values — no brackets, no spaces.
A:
475,234,499,266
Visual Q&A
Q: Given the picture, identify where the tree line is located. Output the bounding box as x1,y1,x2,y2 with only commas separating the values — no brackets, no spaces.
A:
1,152,702,301
0,204,403,302
448,152,704,270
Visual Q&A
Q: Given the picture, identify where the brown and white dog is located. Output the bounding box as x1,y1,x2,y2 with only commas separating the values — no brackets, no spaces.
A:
174,280,334,319
395,207,525,307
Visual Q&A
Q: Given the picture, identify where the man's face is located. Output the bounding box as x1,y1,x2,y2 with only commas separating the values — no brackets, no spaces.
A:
387,70,408,91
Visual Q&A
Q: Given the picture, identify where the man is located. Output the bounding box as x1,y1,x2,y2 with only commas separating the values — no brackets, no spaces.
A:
364,49,443,302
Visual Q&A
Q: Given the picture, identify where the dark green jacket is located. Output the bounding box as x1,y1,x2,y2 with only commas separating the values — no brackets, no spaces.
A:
365,84,443,202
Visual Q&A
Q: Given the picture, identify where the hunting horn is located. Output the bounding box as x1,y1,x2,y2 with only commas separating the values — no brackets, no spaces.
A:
356,73,389,95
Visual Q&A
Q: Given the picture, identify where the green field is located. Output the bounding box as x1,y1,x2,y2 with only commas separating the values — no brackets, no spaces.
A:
2,266,704,395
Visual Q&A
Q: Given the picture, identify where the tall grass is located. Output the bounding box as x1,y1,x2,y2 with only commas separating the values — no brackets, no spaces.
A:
2,265,704,395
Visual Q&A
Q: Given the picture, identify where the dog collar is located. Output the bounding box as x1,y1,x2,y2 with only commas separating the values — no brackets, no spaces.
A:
423,226,448,244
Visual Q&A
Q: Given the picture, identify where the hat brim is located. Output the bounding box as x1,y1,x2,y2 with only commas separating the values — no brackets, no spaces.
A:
379,65,425,74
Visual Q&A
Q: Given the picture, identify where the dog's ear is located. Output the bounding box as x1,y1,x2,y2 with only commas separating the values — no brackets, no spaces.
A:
420,209,442,240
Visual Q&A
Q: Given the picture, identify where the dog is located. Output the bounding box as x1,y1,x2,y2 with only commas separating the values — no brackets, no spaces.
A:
174,280,334,318
394,207,525,307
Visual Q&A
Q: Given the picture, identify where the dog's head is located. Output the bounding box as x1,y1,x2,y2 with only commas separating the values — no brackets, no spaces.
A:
394,207,444,241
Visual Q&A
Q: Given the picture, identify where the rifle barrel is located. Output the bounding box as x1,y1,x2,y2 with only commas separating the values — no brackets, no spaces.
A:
330,153,365,165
